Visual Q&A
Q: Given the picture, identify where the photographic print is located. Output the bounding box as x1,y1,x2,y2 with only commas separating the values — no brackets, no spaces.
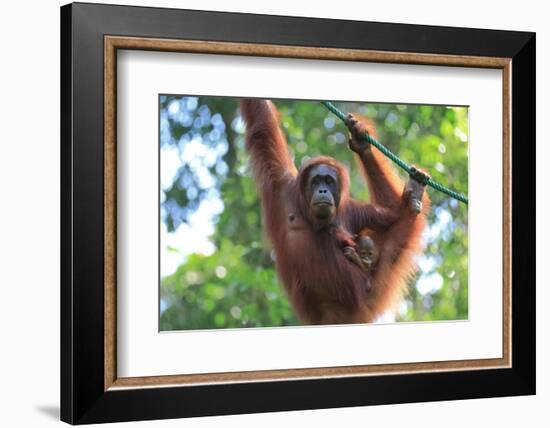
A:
62,6,534,422
159,96,468,331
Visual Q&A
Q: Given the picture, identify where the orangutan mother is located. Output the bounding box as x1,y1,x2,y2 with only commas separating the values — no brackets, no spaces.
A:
240,99,429,324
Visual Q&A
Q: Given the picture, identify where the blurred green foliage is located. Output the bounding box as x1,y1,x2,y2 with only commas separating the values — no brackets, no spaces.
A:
159,96,468,330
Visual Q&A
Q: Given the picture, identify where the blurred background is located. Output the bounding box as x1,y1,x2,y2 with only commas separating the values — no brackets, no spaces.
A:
159,96,468,331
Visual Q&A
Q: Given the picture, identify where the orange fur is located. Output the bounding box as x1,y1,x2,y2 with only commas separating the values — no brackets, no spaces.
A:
240,99,429,324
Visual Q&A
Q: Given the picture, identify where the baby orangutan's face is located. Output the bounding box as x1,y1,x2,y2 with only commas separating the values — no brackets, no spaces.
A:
358,235,379,269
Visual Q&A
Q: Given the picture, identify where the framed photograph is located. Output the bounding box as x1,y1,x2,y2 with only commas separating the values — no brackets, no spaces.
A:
60,2,535,424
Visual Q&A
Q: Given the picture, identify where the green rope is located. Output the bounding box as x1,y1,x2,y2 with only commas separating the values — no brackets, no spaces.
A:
321,101,468,205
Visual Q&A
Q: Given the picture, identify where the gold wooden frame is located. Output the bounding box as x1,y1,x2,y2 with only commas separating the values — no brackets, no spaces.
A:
104,35,512,391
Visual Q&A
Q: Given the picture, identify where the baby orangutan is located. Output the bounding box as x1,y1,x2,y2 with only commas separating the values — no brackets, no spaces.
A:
334,228,380,275
354,231,380,271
